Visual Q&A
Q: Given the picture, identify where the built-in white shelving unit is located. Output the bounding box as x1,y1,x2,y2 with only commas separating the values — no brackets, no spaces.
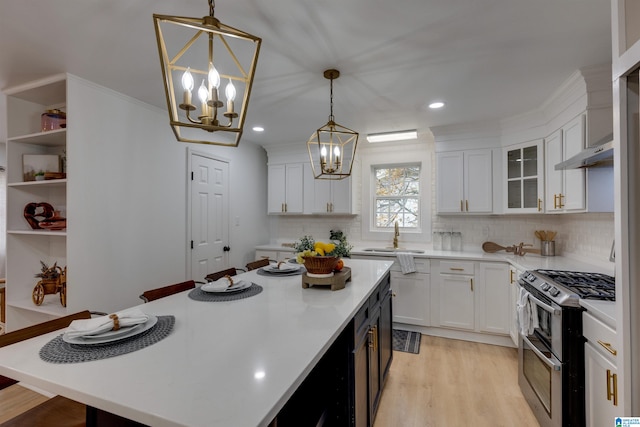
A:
4,75,69,330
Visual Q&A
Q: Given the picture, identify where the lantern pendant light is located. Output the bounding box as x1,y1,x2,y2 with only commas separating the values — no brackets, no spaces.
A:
307,69,359,180
153,0,261,146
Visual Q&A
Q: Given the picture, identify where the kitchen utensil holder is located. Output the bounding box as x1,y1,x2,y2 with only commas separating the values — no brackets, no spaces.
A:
541,241,556,256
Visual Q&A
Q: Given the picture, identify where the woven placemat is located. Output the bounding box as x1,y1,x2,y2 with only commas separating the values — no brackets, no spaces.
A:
188,283,263,302
256,268,304,277
40,315,175,364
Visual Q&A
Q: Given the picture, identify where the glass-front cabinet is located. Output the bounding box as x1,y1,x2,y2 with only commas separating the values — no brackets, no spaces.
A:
503,140,544,213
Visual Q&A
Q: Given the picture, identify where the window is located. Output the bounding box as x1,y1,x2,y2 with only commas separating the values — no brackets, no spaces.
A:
374,165,420,229
360,146,431,243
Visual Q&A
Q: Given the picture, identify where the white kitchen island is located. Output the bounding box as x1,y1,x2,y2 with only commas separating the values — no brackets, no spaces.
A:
0,259,393,427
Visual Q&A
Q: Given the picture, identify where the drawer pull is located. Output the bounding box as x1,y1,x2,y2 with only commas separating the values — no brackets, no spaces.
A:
509,269,515,284
460,200,464,212
537,198,542,212
449,267,464,271
597,340,618,356
606,369,618,406
470,278,474,292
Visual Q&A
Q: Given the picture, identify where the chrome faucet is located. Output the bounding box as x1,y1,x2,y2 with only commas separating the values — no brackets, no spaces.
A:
393,221,399,249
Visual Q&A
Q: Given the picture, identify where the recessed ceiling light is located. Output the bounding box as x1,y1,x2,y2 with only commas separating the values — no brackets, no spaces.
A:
429,102,445,109
253,126,264,132
366,130,417,143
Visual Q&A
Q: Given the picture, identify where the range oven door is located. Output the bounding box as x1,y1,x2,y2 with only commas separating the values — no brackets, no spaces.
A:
518,291,564,427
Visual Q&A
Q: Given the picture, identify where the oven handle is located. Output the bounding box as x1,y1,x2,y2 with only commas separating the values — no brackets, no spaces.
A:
527,292,561,316
522,335,562,371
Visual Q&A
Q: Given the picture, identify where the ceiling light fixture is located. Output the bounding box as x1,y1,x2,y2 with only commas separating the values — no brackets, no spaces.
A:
429,101,445,109
252,126,264,132
307,69,359,180
153,0,261,147
366,130,417,143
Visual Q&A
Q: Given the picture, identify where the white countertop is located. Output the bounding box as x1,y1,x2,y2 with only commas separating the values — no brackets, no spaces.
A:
0,259,393,427
256,243,615,276
580,299,617,329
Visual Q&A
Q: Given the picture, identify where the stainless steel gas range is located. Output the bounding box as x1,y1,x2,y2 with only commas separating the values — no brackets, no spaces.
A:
517,269,615,427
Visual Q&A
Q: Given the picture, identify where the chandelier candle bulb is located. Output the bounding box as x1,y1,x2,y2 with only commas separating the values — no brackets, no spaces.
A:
198,80,209,116
225,79,236,114
181,68,194,106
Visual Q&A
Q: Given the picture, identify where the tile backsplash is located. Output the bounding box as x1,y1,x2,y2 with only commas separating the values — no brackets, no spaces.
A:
268,212,614,264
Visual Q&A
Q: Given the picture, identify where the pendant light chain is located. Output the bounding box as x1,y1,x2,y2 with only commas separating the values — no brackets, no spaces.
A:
329,76,335,123
209,0,215,17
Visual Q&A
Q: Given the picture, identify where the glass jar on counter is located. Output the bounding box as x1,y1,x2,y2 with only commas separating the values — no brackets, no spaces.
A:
441,231,452,251
41,109,66,131
451,232,462,251
432,231,443,250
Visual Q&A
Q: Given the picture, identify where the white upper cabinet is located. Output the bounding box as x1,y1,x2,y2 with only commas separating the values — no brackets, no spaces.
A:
544,114,586,213
267,163,304,214
312,176,352,214
503,140,544,213
437,149,493,214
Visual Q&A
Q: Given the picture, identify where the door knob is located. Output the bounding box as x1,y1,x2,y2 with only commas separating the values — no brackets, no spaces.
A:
223,246,231,252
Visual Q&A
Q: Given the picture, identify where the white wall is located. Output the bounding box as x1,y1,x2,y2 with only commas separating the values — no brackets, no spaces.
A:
66,75,268,313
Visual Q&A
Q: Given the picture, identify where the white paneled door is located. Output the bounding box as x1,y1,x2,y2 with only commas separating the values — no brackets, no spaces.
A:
191,153,229,281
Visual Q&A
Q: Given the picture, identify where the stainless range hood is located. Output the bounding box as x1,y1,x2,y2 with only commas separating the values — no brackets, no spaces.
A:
555,134,614,170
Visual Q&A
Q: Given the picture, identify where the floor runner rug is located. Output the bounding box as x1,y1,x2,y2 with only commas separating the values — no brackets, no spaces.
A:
392,329,421,354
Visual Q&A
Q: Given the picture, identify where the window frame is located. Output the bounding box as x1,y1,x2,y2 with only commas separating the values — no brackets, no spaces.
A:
372,163,421,231
360,147,432,243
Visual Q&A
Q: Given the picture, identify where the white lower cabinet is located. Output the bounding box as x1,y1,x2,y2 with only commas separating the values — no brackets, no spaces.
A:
432,260,475,331
583,311,621,426
508,265,523,346
390,268,430,326
476,262,510,335
432,260,510,335
255,249,295,262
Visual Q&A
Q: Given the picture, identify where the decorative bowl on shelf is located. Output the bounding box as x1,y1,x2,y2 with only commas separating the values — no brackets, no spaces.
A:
303,256,339,275
39,211,66,231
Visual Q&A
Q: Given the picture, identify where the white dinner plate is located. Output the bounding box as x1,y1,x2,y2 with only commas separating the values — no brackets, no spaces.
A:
263,263,300,273
82,322,144,340
201,280,252,293
62,315,158,345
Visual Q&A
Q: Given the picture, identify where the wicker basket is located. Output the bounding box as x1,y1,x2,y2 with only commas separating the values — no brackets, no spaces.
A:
303,256,339,275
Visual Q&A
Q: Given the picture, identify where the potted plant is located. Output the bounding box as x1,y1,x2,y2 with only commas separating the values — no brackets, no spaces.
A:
34,170,45,181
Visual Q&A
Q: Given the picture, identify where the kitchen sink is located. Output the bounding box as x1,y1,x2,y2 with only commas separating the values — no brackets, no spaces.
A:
362,248,425,254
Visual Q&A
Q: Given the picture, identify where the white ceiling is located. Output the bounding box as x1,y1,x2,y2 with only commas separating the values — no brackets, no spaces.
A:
0,0,612,148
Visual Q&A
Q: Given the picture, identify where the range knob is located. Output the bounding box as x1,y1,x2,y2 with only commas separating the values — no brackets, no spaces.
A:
549,287,560,297
541,283,551,291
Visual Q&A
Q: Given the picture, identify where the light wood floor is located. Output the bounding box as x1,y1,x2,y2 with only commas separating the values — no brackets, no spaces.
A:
0,384,49,423
374,335,540,427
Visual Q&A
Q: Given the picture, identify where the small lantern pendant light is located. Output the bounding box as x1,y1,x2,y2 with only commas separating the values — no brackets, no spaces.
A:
153,0,261,146
307,69,359,180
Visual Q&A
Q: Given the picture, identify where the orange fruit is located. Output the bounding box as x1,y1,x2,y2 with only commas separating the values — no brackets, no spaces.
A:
335,259,344,271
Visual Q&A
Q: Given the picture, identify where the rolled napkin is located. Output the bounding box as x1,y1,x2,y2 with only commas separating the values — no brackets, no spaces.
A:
275,261,297,271
65,308,150,339
201,276,250,292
